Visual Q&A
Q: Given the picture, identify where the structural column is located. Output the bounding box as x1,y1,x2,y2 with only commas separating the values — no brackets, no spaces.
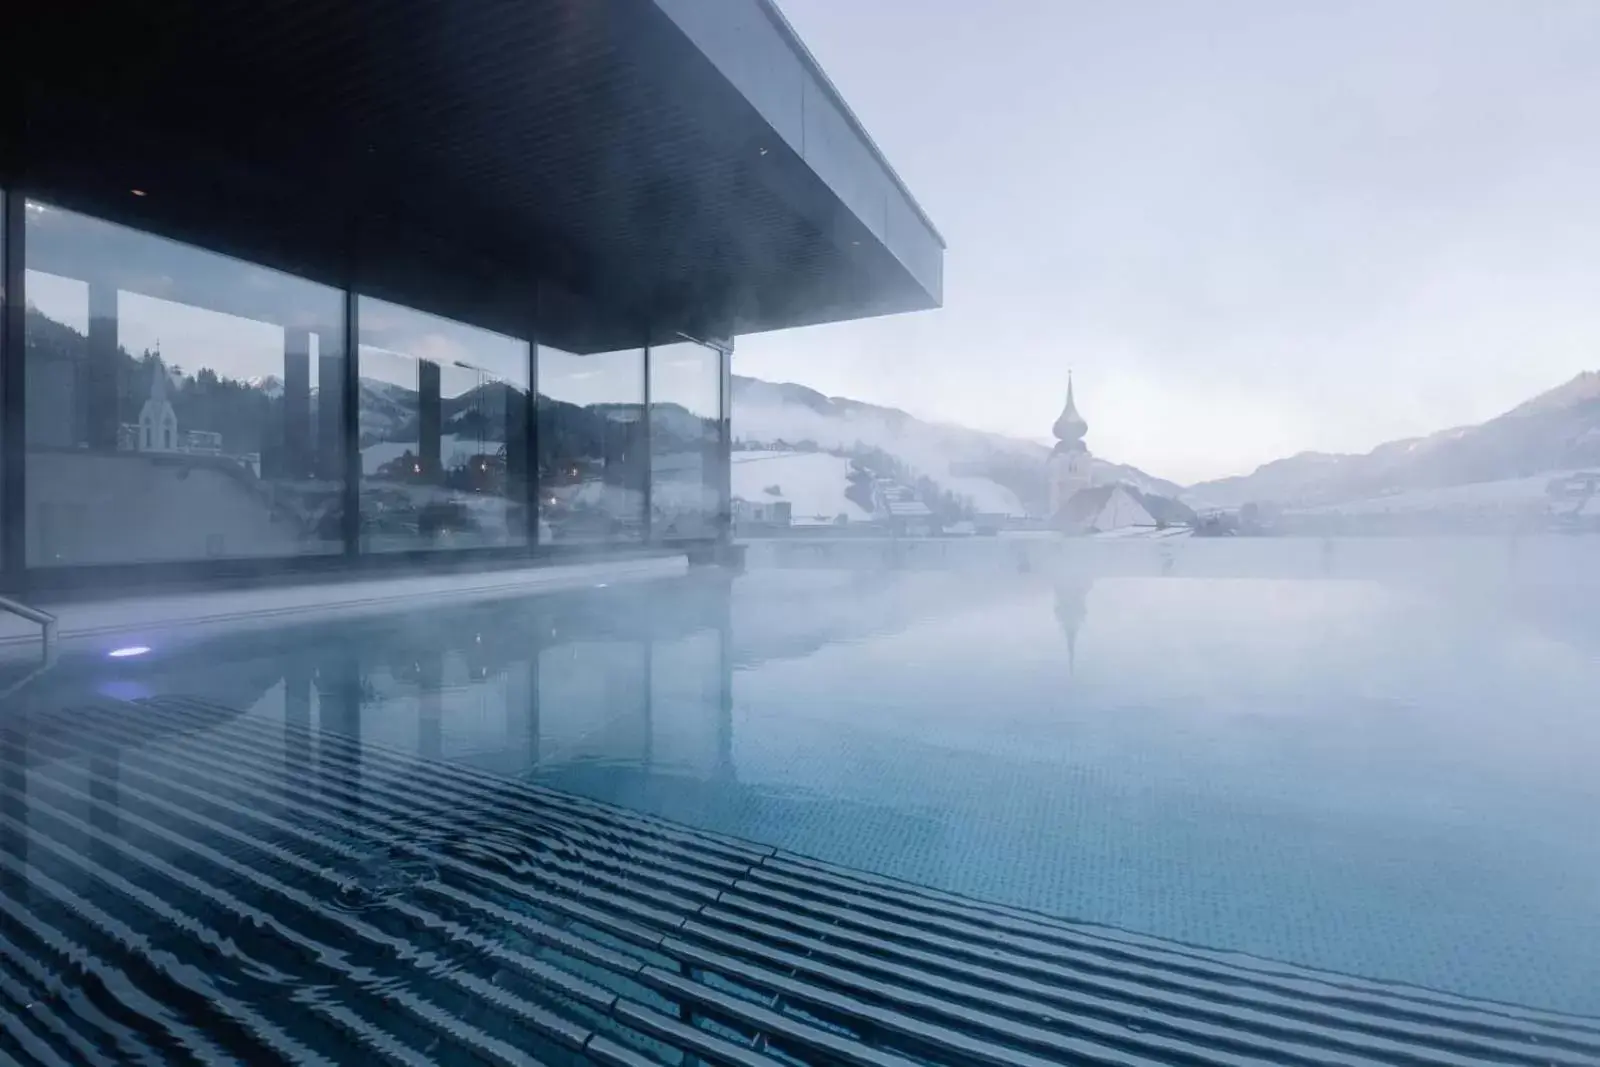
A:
340,290,360,553
2,191,27,574
318,341,343,482
282,326,312,479
717,344,733,539
506,356,529,537
85,280,120,451
641,344,652,540
418,359,441,479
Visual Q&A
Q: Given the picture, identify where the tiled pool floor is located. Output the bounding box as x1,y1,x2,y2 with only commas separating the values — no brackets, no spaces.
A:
10,566,1600,1020
9,693,1595,1066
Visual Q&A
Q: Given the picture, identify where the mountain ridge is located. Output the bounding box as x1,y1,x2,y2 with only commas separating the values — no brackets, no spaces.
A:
1185,370,1600,509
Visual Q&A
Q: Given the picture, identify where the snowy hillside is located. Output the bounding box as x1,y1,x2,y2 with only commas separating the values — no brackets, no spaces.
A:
731,451,873,525
358,378,417,444
731,375,1175,517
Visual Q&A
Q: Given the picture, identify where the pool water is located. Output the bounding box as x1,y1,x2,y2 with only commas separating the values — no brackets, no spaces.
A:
25,563,1600,1018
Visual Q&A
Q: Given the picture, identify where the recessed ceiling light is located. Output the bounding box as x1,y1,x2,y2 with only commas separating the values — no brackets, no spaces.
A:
130,189,147,197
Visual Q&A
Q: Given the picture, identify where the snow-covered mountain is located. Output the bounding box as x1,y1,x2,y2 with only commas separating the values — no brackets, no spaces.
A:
731,375,1178,517
1186,371,1600,510
246,374,284,399
357,378,417,444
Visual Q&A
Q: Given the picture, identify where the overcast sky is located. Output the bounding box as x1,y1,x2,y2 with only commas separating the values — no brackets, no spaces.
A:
738,0,1600,483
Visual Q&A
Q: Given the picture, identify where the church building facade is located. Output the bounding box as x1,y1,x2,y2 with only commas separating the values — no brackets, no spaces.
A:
1047,376,1159,535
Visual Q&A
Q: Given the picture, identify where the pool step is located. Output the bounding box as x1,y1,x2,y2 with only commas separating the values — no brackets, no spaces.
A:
1,696,1595,1067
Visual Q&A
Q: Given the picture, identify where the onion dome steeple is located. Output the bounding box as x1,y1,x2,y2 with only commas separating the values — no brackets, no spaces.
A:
1052,371,1088,450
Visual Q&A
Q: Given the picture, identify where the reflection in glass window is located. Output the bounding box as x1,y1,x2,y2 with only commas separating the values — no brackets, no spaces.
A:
0,188,5,541
649,341,724,539
23,202,346,566
357,298,530,552
537,346,645,542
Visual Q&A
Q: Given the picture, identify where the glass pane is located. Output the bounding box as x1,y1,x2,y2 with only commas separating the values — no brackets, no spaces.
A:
537,345,646,543
0,187,5,545
357,297,530,552
23,202,346,566
649,340,722,539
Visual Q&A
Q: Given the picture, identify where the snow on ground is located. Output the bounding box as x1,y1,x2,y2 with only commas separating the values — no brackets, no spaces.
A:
1092,524,1194,540
732,450,872,524
939,474,1026,516
734,391,1034,516
1290,469,1600,517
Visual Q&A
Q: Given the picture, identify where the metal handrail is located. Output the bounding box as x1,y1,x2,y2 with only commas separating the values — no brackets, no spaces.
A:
0,595,57,661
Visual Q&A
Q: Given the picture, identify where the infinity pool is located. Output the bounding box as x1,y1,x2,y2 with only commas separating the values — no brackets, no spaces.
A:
14,559,1600,1024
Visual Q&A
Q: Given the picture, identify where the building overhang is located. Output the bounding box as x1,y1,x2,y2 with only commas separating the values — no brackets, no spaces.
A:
9,0,943,352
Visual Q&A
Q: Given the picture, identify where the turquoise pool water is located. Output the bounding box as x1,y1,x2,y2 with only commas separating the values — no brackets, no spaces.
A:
27,562,1600,1019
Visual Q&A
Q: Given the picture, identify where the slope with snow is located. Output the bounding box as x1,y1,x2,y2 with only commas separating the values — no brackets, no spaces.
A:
731,375,1175,518
731,451,872,525
938,473,1025,516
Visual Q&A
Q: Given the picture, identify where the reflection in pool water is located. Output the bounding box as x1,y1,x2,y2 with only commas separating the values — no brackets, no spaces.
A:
21,557,1600,1018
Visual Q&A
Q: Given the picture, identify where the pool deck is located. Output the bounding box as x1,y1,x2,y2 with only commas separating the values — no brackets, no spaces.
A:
3,695,1593,1067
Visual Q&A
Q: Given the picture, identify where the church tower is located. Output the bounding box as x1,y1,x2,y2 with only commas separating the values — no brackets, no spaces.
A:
139,354,179,453
1047,372,1092,524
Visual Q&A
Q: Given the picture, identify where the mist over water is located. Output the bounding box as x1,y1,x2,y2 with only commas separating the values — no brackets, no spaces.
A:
17,534,1583,1016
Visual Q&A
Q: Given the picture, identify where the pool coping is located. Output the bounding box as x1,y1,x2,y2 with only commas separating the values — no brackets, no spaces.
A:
0,553,689,658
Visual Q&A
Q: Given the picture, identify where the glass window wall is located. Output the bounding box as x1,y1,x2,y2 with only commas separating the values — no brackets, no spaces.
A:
357,298,530,551
6,200,732,571
649,340,723,540
1,187,6,544
23,202,346,566
536,345,646,543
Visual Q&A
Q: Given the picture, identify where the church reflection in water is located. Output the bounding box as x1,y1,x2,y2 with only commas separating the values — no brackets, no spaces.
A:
1053,574,1095,676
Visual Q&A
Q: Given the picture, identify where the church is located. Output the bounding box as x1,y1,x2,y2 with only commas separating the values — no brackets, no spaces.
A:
1046,375,1161,535
138,360,180,453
